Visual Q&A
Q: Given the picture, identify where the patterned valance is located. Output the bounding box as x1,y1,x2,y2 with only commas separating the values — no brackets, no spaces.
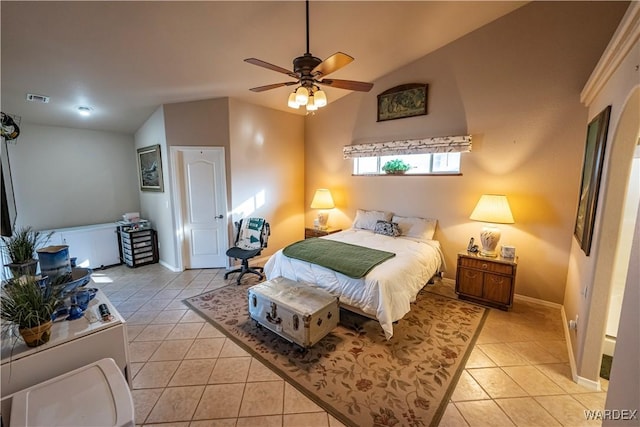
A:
343,135,472,159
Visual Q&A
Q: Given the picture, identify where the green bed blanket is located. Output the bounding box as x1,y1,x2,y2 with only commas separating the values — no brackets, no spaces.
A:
282,237,396,278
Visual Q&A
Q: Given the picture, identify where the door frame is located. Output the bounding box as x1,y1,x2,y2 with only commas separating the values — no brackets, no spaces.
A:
170,146,229,271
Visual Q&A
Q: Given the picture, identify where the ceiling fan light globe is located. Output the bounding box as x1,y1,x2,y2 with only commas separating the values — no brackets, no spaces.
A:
306,101,318,111
314,90,327,107
287,93,300,109
295,86,309,105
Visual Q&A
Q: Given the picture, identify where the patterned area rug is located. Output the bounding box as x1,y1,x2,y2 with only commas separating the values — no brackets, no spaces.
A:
184,283,487,427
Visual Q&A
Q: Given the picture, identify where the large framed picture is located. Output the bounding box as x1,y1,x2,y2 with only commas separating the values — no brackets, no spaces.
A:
574,105,611,256
377,83,428,122
137,144,164,192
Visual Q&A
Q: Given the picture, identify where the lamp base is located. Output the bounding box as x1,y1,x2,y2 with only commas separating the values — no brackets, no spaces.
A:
479,226,501,258
479,249,498,258
317,211,329,230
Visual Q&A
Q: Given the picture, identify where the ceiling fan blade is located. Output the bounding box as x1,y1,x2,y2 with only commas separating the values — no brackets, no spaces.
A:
312,52,354,77
318,78,374,92
249,82,298,92
245,58,298,79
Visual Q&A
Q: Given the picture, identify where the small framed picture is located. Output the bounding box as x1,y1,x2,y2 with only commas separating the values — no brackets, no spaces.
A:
501,246,516,258
377,83,428,122
137,144,164,192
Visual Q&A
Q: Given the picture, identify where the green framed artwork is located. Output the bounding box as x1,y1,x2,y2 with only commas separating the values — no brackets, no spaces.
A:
377,83,428,122
574,105,611,256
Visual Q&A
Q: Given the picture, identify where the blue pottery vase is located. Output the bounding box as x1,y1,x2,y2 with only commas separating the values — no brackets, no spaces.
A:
67,305,84,321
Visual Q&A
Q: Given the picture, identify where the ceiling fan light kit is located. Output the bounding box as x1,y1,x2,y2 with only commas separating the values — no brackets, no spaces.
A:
245,0,373,112
287,92,300,109
295,86,309,105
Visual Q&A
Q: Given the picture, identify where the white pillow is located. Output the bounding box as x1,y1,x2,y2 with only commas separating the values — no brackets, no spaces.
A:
352,209,393,231
392,215,438,241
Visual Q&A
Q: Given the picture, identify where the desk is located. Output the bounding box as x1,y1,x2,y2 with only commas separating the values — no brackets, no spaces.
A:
1,289,130,397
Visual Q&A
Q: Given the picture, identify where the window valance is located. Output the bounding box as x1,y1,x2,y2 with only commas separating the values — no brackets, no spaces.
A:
343,135,472,159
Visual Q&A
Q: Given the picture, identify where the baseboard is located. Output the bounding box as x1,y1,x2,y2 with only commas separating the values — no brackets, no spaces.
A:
159,260,181,272
442,277,455,286
575,374,602,391
561,306,602,391
440,281,562,309
514,293,562,309
602,335,616,357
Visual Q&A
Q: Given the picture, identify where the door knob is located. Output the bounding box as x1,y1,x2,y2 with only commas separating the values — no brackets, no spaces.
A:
215,215,223,219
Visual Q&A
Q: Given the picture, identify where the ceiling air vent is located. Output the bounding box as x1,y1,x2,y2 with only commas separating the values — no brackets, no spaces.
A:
26,93,50,103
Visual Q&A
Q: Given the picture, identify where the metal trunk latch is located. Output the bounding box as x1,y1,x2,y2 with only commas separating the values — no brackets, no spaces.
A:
266,302,282,325
293,314,299,330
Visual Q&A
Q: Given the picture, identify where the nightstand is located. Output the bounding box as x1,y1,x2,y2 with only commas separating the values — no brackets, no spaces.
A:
455,251,518,310
304,227,342,239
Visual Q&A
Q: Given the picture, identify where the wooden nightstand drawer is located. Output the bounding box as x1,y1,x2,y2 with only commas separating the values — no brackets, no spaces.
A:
304,228,342,239
459,257,514,275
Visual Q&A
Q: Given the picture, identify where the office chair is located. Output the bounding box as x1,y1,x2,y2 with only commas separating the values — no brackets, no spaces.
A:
224,217,270,285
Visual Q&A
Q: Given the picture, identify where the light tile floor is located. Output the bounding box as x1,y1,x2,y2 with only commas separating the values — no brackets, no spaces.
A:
94,263,608,426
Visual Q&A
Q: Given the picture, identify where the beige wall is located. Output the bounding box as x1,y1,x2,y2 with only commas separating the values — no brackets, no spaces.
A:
134,106,175,268
564,0,638,381
305,2,627,304
9,123,139,231
161,98,230,269
228,99,305,257
566,82,640,382
604,199,640,424
136,97,303,269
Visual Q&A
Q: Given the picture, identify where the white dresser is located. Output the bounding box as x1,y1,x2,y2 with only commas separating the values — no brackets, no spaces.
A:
39,223,121,269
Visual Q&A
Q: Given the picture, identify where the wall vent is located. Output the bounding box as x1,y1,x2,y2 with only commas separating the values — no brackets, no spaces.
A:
26,93,50,103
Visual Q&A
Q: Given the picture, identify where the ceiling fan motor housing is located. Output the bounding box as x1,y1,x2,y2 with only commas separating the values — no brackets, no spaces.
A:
294,53,322,87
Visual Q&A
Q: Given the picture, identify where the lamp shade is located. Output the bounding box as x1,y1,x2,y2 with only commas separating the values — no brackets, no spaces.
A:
470,194,514,224
306,95,317,111
469,194,513,257
314,90,327,107
295,86,309,105
287,92,300,109
310,189,335,209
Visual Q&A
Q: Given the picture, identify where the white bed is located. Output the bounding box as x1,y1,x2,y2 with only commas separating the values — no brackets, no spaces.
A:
263,227,444,339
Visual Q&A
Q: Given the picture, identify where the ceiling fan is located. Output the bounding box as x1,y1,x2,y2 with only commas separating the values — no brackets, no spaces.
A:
244,0,373,110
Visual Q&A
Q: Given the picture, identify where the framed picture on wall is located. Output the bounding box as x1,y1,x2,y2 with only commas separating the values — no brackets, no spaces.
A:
574,105,611,256
377,83,428,122
137,144,164,192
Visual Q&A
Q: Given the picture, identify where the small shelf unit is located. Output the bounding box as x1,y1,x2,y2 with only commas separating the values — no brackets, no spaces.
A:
118,228,158,268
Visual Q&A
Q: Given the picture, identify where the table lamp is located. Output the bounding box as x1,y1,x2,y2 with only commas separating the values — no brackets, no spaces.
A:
469,194,514,257
310,189,335,230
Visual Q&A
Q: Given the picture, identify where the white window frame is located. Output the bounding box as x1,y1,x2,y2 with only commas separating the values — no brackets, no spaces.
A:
353,152,461,175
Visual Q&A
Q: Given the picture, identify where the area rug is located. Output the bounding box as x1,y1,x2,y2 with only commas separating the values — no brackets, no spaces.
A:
184,284,487,427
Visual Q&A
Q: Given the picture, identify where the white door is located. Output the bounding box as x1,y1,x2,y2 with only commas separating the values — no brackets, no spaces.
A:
177,148,228,269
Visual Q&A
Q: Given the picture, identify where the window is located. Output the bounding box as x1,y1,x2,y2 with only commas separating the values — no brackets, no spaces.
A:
353,152,461,175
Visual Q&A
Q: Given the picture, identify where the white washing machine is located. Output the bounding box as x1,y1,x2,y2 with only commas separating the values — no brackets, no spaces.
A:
8,358,134,427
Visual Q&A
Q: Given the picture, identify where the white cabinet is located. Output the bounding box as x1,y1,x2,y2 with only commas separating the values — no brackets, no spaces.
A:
0,290,130,398
40,223,120,269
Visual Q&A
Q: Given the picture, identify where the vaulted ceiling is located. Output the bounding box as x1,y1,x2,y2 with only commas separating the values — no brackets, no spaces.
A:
1,1,526,134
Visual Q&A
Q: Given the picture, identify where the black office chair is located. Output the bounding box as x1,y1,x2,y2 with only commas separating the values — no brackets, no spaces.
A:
224,217,270,285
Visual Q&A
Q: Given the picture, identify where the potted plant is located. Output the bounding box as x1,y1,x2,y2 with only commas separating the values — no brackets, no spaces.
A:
1,226,53,277
1,276,59,347
382,159,411,174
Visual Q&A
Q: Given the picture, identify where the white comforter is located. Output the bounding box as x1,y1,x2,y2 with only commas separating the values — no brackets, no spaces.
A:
263,228,443,339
